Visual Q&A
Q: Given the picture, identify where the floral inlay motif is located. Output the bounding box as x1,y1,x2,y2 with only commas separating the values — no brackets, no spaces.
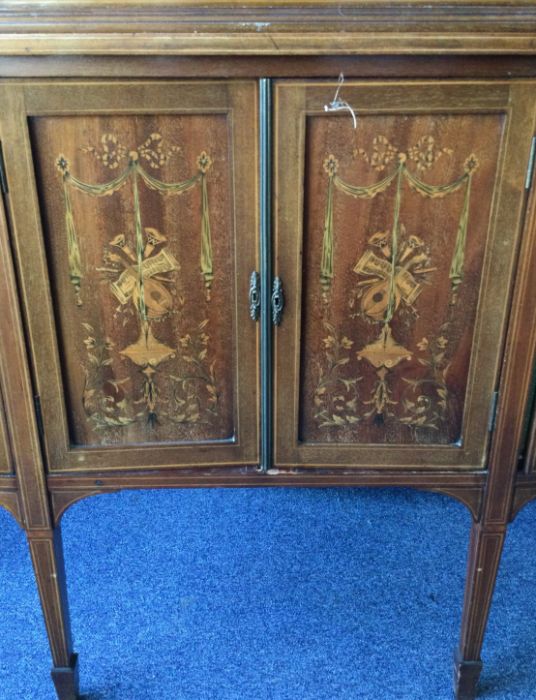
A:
399,327,452,432
313,323,362,428
82,132,180,171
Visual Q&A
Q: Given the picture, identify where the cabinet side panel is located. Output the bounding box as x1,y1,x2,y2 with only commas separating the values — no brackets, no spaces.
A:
525,404,536,473
0,388,13,473
29,114,236,448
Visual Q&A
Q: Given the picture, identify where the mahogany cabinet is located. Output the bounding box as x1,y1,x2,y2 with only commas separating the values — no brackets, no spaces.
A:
1,3,536,700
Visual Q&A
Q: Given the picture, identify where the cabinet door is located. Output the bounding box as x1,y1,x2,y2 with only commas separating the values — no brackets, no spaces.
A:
0,81,258,472
274,80,535,470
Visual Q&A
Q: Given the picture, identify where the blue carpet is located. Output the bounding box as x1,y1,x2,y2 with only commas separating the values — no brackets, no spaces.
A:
0,487,535,700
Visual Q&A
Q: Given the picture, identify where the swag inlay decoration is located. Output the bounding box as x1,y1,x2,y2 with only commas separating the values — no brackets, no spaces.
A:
316,135,479,433
55,133,218,430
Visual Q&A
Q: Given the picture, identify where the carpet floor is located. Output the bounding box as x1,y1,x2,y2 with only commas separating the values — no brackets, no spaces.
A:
0,487,535,700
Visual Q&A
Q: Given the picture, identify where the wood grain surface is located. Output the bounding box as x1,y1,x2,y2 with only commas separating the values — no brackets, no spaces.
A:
299,111,502,447
31,114,236,448
0,388,13,474
2,1,536,56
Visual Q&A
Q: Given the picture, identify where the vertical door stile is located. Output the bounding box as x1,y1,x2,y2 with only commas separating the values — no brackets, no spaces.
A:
260,78,273,473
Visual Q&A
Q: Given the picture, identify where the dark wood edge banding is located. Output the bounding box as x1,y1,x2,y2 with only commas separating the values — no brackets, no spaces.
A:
48,470,486,524
0,480,23,527
510,473,536,520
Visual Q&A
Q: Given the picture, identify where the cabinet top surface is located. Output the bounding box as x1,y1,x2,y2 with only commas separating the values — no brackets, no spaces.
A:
1,0,536,56
2,0,536,5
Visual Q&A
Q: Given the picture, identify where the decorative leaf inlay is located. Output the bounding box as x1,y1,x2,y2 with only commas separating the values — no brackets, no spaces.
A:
313,322,362,427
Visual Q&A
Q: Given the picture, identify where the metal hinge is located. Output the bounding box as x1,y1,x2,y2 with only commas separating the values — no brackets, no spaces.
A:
525,136,536,190
488,391,499,433
0,142,8,195
33,395,45,443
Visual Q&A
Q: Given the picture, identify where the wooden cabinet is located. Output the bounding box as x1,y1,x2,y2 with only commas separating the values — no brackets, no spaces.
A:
1,4,536,700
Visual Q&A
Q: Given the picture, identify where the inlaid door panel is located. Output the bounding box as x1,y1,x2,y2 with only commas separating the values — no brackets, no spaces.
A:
274,80,536,470
0,81,258,472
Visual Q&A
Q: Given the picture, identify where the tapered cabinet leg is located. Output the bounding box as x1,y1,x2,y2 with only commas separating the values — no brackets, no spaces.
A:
28,527,79,700
453,521,506,700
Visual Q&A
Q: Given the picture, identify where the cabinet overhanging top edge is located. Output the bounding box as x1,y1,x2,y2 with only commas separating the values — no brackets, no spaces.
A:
1,2,536,56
